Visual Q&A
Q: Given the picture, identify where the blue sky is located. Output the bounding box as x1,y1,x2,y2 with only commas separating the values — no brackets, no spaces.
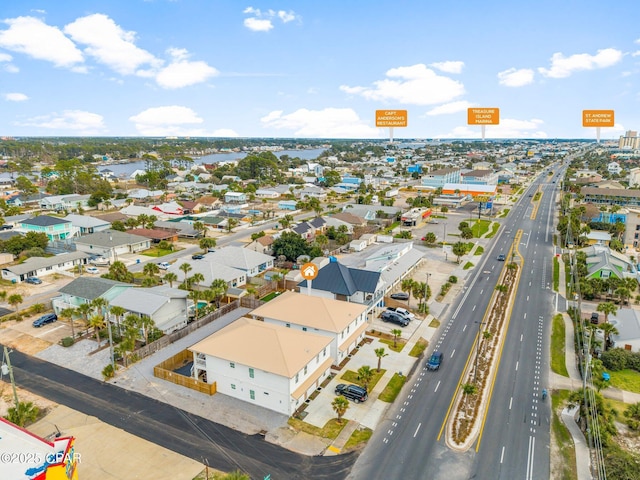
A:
0,0,639,139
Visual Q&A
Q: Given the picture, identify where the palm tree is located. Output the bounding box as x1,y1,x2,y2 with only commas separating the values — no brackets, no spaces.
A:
163,272,178,288
138,315,155,345
199,237,217,252
88,314,105,347
59,307,78,340
179,262,192,283
76,302,92,332
143,262,160,278
5,401,39,427
193,221,206,238
391,329,402,348
189,290,202,318
357,365,374,392
226,218,238,232
596,302,618,323
452,241,467,263
7,294,22,312
109,305,126,336
210,278,228,307
332,396,349,424
191,272,205,290
374,347,388,372
599,322,619,351
400,279,414,305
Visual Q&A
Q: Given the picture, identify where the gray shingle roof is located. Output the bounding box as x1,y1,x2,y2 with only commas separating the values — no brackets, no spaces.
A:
4,251,89,276
74,229,149,248
21,216,70,227
299,260,379,295
58,277,132,301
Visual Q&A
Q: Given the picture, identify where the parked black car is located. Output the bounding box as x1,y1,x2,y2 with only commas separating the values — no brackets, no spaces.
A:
25,276,42,284
381,311,409,327
390,292,409,301
591,312,599,324
32,313,57,328
192,254,205,260
335,384,368,403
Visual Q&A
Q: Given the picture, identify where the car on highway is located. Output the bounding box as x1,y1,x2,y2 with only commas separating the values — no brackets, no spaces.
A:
390,292,409,301
334,384,368,403
497,254,506,261
426,351,443,371
192,254,205,260
25,276,42,285
32,313,57,328
85,266,100,274
381,310,409,326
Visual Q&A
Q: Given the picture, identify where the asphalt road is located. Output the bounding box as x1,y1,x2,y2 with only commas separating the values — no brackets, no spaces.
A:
349,164,568,480
6,347,355,479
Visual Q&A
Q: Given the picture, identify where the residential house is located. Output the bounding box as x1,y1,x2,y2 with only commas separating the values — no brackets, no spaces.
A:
152,201,184,215
2,251,90,283
18,215,76,241
608,162,622,175
629,167,640,188
250,290,368,365
585,231,612,246
64,214,111,235
278,200,297,211
39,194,91,211
607,309,640,352
190,317,333,415
167,258,247,289
331,212,367,228
255,189,281,199
579,244,638,281
52,276,134,312
74,230,151,262
109,285,190,333
128,228,179,243
245,235,274,255
224,192,247,204
208,246,274,277
298,185,327,200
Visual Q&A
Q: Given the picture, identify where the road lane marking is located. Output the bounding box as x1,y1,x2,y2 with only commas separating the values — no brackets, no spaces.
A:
500,446,505,463
463,324,467,332
413,423,422,438
435,381,441,392
450,350,455,358
472,305,476,311
515,361,519,371
509,397,513,409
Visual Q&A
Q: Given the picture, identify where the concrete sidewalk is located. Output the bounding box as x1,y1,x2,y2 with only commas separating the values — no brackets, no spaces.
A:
562,406,594,480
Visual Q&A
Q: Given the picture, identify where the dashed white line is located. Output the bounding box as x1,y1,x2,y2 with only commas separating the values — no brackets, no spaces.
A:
450,350,455,358
414,423,422,438
501,446,506,463
435,381,441,393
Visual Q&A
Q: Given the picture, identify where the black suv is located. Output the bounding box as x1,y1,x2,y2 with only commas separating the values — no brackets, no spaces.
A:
335,384,368,403
192,254,205,260
381,310,409,326
32,313,57,328
591,312,599,324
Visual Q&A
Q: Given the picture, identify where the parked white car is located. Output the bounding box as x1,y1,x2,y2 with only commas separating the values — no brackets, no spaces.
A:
158,262,170,270
85,266,100,274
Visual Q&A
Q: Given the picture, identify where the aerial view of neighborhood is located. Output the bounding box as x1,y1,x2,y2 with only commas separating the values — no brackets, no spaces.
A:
2,1,640,479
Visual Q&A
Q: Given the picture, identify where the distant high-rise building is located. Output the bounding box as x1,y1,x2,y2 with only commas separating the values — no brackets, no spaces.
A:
619,130,640,149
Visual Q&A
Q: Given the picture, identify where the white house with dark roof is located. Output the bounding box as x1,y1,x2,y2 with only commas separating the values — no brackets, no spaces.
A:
250,290,369,364
109,285,190,333
190,317,333,415
207,246,274,277
1,251,90,283
167,259,247,289
39,194,91,211
74,229,151,261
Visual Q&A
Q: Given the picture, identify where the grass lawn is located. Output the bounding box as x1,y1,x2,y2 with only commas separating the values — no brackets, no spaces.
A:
604,397,633,422
464,242,475,252
463,261,474,270
551,389,578,480
429,318,441,328
607,369,640,393
141,247,182,257
551,314,569,377
343,426,373,451
471,219,491,238
553,256,560,291
498,208,510,218
408,338,428,357
379,373,407,402
486,222,501,238
287,417,346,440
379,338,406,353
260,291,282,302
341,368,386,392
474,246,484,255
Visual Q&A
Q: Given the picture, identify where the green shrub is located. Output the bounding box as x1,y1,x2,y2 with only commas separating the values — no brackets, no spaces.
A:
30,303,46,314
61,337,74,347
102,364,116,380
449,275,458,284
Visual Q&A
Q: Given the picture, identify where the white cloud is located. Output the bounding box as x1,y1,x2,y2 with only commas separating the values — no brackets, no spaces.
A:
0,52,18,72
0,16,84,68
430,61,464,74
425,101,473,116
129,105,212,135
244,17,273,32
538,48,622,78
260,108,380,138
437,118,547,139
15,110,106,133
497,68,535,87
4,92,28,102
64,13,160,76
0,53,11,62
243,6,299,31
155,48,218,89
340,64,465,106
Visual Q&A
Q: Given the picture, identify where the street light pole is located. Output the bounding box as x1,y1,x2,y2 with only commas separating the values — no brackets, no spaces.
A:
2,346,19,409
472,321,485,383
424,273,431,313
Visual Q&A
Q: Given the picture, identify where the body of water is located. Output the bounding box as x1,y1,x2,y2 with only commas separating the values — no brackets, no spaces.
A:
100,148,326,178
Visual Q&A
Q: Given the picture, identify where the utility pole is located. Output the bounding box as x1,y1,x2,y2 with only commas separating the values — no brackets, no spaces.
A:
2,346,19,409
424,273,431,314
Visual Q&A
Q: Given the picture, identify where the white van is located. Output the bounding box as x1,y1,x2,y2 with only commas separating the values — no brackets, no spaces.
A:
158,262,170,270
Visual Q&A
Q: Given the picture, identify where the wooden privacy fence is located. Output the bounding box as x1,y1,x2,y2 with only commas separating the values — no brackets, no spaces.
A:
154,349,216,395
135,300,240,360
